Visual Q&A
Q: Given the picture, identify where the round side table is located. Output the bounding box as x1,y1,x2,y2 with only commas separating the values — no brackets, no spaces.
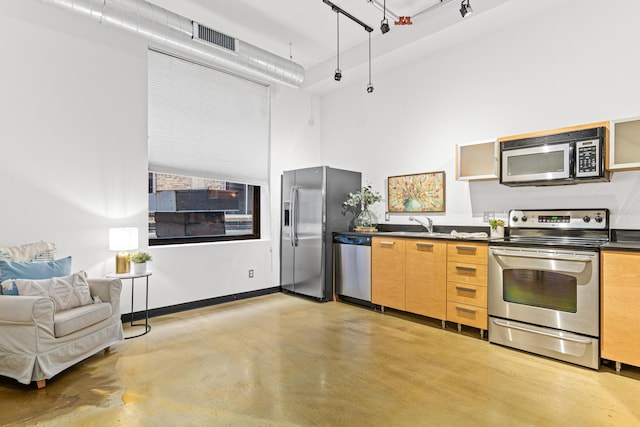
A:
106,272,152,339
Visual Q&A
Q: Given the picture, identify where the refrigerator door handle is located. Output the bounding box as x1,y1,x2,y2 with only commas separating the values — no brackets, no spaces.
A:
291,186,299,246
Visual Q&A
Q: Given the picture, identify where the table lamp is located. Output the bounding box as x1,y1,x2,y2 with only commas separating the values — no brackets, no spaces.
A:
109,227,138,274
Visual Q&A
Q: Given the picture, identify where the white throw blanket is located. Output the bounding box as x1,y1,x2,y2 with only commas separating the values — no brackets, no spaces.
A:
0,241,56,262
450,230,488,239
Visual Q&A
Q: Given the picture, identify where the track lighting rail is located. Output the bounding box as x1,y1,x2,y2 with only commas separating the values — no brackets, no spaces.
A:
322,0,373,33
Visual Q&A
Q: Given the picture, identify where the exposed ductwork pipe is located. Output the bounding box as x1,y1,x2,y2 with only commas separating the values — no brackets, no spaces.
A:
40,0,305,88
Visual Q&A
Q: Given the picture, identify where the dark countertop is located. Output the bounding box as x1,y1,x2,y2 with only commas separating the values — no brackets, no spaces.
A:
334,225,492,243
336,227,640,250
599,229,640,252
600,242,640,251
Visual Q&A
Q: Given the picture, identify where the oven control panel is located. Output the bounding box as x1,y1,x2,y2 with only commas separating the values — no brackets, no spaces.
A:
509,209,608,229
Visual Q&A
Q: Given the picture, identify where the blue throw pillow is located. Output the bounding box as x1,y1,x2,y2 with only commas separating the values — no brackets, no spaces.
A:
0,256,72,281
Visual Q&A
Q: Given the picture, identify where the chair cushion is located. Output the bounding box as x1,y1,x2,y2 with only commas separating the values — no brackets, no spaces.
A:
54,302,113,338
2,271,92,312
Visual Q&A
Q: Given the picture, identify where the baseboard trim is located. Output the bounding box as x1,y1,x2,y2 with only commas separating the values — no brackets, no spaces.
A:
120,287,280,323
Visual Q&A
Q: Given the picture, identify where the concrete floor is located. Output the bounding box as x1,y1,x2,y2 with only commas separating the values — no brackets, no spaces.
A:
1,293,640,426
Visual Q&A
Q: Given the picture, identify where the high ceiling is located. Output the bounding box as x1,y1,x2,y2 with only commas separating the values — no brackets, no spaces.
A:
187,0,447,68
149,0,560,94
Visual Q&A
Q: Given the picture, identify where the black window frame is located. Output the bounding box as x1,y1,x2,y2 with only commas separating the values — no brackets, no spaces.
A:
149,178,261,247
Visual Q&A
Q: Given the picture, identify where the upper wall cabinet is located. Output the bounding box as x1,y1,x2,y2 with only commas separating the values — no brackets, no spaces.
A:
609,117,640,171
455,139,498,181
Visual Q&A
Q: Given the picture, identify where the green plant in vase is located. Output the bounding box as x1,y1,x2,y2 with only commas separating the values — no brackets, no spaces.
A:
489,219,504,230
489,219,505,238
130,251,152,274
130,252,153,264
343,185,383,230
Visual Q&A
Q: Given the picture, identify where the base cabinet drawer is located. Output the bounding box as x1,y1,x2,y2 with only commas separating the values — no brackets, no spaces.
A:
447,302,488,330
447,262,488,285
447,242,488,264
447,282,487,307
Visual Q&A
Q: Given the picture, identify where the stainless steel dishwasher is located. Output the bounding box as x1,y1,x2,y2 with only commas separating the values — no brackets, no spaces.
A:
333,234,372,303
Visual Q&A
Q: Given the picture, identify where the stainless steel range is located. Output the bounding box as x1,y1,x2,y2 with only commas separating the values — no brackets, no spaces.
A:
488,208,609,369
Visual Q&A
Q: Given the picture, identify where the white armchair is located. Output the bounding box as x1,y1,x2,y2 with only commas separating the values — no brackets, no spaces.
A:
0,277,124,388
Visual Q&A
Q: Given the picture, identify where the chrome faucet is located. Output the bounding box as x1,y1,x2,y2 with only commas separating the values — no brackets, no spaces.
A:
409,216,433,233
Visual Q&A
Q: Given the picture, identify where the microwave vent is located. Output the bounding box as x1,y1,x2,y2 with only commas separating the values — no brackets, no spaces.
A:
502,127,605,150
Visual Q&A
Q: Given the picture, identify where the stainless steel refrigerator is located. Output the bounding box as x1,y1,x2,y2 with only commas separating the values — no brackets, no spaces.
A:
281,166,361,301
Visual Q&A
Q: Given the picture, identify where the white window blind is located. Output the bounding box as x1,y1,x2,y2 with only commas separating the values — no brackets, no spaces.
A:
148,50,269,186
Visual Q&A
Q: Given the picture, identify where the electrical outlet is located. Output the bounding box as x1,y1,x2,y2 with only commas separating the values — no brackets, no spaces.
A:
483,212,494,223
248,269,254,278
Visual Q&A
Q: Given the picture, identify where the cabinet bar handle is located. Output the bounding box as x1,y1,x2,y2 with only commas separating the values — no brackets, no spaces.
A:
456,245,477,252
455,265,477,272
455,306,477,314
416,243,434,248
379,241,395,246
455,286,476,293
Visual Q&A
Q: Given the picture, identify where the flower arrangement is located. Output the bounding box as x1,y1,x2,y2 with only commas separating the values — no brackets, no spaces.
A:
489,219,505,230
343,185,383,211
129,252,152,264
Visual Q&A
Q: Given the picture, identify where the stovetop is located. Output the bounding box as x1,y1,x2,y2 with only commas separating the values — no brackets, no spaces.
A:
491,208,610,250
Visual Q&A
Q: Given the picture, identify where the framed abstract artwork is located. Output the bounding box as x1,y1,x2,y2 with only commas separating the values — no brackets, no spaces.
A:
387,171,446,213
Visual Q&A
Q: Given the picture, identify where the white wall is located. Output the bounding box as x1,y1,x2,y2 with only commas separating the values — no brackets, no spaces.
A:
320,0,640,228
0,0,322,314
0,2,148,271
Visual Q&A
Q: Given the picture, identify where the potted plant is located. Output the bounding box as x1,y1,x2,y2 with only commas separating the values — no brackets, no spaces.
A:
489,219,505,238
343,184,383,231
130,251,152,274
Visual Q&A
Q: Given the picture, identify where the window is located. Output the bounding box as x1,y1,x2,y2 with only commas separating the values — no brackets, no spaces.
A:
149,172,259,245
147,49,269,245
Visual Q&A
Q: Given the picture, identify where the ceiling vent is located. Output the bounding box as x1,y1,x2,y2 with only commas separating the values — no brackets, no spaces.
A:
193,22,236,52
40,0,304,88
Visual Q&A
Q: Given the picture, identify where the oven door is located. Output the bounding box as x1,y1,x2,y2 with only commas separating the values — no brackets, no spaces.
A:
501,143,571,184
488,246,599,337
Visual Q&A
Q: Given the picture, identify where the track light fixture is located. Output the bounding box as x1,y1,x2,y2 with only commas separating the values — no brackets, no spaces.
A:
380,0,390,34
367,32,374,93
381,18,390,34
334,12,342,81
460,0,473,18
322,1,375,87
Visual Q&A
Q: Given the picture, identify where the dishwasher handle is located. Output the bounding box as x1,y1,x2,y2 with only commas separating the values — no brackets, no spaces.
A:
333,235,372,246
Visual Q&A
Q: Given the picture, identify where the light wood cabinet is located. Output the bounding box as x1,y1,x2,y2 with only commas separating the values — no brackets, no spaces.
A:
609,117,640,171
455,139,498,181
446,242,488,332
371,237,406,311
371,237,447,321
405,239,447,320
601,250,640,371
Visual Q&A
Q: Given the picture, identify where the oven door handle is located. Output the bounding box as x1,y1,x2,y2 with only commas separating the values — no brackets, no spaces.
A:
490,250,594,263
491,319,593,344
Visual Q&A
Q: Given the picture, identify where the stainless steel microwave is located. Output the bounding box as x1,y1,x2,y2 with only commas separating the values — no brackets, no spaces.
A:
500,126,609,186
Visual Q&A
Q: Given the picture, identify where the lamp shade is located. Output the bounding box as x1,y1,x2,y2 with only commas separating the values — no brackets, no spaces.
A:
109,228,139,251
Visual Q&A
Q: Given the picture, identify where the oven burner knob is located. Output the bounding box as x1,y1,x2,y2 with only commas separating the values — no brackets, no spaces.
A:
595,215,603,223
512,216,518,222
583,216,591,223
521,216,528,222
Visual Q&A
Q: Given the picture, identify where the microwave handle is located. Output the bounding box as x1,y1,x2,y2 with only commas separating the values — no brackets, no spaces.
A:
569,143,576,177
